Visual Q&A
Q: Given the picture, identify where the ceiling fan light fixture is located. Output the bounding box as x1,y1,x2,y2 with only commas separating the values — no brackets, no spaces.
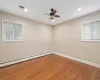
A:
52,19,54,22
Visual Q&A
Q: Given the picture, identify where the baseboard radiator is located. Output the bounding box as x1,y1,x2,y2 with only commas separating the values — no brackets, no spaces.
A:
0,52,100,68
0,53,52,67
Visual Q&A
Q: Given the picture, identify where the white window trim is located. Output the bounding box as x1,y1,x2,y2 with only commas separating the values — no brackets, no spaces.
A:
81,19,100,42
2,19,24,41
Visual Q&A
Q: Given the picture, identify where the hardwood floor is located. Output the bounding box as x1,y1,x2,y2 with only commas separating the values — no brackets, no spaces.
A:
0,54,100,80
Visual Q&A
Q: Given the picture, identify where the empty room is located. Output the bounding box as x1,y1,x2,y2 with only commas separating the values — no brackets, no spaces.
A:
0,0,100,80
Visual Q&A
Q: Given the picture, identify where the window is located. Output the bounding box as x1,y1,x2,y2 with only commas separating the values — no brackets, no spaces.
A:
2,20,23,41
82,20,100,41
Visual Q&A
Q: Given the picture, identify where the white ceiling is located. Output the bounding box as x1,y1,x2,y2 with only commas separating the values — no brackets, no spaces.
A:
0,0,100,25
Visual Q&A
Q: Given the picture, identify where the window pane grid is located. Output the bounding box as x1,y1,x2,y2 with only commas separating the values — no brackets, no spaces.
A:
82,20,100,41
2,20,23,41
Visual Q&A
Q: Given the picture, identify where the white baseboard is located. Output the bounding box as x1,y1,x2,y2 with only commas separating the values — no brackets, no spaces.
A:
53,52,100,68
0,53,52,67
1,52,100,68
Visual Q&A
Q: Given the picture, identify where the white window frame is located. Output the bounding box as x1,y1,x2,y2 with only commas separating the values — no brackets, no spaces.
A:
2,19,24,41
81,19,100,42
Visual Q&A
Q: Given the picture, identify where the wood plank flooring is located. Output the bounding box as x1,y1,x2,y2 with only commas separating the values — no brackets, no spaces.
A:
0,54,100,80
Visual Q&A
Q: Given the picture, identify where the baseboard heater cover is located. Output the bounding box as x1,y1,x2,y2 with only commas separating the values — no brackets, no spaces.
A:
0,53,52,67
1,52,100,68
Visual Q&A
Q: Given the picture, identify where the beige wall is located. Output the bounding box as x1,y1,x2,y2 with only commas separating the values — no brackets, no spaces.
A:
54,11,100,64
0,11,53,63
0,10,100,65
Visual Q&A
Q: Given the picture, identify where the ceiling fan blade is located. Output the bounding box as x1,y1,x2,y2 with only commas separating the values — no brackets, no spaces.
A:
55,15,60,17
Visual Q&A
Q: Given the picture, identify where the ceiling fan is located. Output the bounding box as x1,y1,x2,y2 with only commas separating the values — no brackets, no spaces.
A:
45,8,60,21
